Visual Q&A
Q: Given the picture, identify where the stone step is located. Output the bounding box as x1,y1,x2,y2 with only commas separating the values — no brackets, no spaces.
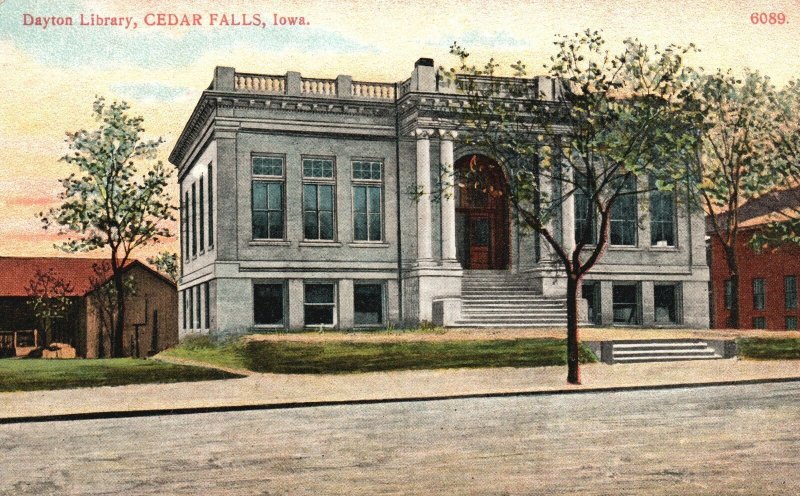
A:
613,341,709,348
614,348,717,356
613,354,722,363
453,322,567,328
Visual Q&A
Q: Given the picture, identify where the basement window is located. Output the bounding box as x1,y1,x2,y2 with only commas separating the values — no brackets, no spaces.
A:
654,284,679,324
254,283,284,326
354,283,384,326
304,283,336,327
752,317,766,329
612,283,640,325
786,316,798,330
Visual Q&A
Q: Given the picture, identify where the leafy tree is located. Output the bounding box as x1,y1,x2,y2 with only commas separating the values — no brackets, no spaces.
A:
441,31,699,384
690,70,790,328
147,251,179,283
85,262,137,358
748,79,800,250
25,268,74,347
41,97,176,357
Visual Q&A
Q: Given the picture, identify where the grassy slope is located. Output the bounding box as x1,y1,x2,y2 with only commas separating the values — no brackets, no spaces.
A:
0,358,242,393
162,337,598,374
737,338,800,360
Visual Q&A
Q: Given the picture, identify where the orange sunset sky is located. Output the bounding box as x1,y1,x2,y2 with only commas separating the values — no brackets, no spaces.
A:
1,0,799,260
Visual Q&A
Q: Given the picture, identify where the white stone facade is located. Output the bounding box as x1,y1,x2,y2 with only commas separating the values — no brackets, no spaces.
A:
170,59,710,336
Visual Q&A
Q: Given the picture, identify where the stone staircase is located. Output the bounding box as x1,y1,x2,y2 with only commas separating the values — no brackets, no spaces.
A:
608,340,723,363
453,270,568,327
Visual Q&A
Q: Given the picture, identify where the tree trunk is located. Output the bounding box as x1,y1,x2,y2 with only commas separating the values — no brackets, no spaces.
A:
566,273,581,385
112,272,126,358
723,245,740,329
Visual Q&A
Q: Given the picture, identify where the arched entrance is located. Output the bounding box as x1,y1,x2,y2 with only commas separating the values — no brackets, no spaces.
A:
455,154,510,270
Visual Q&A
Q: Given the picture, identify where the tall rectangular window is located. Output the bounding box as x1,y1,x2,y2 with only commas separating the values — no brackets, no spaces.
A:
649,176,675,246
654,284,679,324
252,156,285,240
204,282,210,329
610,175,637,246
574,176,597,245
182,290,188,330
785,276,797,309
184,191,190,259
195,285,202,329
304,283,336,326
354,283,383,326
352,160,383,242
199,177,205,252
207,163,214,248
724,279,733,310
753,278,765,310
191,183,197,257
254,283,284,326
612,283,640,324
303,158,336,241
188,286,194,329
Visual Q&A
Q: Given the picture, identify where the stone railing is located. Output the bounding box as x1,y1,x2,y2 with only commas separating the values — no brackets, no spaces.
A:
235,73,286,93
229,70,396,100
301,77,337,96
352,81,396,100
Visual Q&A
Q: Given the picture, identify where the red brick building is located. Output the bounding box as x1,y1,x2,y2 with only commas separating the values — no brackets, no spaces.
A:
709,188,800,330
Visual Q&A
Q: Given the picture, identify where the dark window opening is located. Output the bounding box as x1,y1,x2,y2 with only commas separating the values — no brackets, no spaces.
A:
304,283,335,326
582,282,601,325
303,184,335,240
654,284,678,324
254,283,284,326
610,176,637,246
785,276,797,310
252,182,284,239
724,279,733,310
753,278,765,310
354,284,383,326
649,176,675,246
786,316,798,330
613,284,640,324
752,316,766,329
208,163,214,248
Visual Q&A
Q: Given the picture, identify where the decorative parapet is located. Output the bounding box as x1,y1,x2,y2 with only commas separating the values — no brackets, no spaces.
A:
231,70,395,100
301,77,337,96
352,81,396,100
235,73,286,93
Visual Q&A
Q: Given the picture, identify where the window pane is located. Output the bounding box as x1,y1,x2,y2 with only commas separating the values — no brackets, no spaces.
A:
305,306,334,326
318,185,333,211
252,212,268,238
353,186,366,213
304,184,317,210
371,162,382,180
268,212,283,239
369,214,382,241
303,159,334,178
267,183,282,210
368,187,381,212
305,284,334,304
354,284,383,325
611,176,636,246
319,212,334,240
304,212,318,239
253,157,283,176
254,284,284,325
253,183,266,208
354,213,368,241
787,316,798,330
753,279,765,310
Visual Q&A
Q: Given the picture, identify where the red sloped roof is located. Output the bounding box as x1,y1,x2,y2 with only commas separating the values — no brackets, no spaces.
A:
0,257,127,297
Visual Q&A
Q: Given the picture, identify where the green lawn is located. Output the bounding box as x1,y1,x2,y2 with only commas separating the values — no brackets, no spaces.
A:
737,338,800,360
0,358,243,393
161,336,598,374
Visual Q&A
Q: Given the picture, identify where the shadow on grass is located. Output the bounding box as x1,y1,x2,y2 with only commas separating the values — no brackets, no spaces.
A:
164,335,598,374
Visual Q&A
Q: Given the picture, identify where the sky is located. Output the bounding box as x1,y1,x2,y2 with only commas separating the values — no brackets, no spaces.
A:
1,0,799,259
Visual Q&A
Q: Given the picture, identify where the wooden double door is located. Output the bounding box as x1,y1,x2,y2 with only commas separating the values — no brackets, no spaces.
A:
455,155,509,270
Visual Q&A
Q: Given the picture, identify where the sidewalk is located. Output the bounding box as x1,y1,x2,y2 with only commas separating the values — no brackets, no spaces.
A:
1,358,799,422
